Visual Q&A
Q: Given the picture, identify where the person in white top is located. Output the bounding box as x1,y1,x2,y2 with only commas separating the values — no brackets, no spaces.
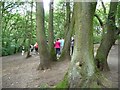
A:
59,38,64,54
22,46,25,55
71,37,74,55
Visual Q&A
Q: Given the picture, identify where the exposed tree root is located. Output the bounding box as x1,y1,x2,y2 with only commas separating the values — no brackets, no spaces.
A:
55,71,112,88
55,72,69,88
37,64,50,70
26,51,32,59
96,59,110,71
79,72,112,88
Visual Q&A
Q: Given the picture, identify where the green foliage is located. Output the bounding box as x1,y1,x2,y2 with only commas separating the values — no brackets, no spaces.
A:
2,46,15,56
117,34,120,39
93,34,101,44
44,1,66,41
39,83,50,88
2,1,66,56
93,2,111,44
2,2,36,56
55,73,68,88
93,12,103,44
117,2,120,27
2,1,112,56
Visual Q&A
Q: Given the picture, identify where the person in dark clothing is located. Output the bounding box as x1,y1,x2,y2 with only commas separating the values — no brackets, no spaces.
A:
71,38,74,55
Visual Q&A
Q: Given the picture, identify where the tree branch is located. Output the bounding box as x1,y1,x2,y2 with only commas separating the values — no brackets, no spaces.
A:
94,14,103,27
115,27,120,35
100,0,106,14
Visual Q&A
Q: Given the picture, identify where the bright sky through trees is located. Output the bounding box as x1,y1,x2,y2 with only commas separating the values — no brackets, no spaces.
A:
43,0,61,12
43,0,50,12
43,0,113,12
7,0,118,15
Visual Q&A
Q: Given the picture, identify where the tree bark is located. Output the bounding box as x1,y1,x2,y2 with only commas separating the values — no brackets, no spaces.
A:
68,2,98,88
48,0,56,61
36,1,51,70
60,1,72,60
95,1,118,71
0,2,2,56
64,1,71,37
26,2,33,58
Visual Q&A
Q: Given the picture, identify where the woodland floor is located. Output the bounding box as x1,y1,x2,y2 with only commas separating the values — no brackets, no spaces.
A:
1,44,119,88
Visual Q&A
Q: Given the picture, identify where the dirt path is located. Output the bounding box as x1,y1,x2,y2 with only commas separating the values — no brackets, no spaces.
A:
2,44,119,88
107,45,119,88
2,53,69,88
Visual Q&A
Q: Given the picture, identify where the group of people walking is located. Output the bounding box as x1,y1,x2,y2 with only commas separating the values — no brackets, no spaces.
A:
22,37,74,59
54,37,74,59
54,38,64,59
21,42,39,56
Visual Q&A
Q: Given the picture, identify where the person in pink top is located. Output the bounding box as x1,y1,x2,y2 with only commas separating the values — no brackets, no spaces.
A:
54,38,61,59
34,42,38,52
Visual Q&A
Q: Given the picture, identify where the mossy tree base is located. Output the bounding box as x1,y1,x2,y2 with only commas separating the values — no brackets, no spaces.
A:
96,59,110,71
55,73,69,88
55,72,112,88
95,1,119,72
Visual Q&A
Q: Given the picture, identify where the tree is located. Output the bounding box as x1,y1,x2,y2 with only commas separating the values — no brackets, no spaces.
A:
95,1,119,71
53,2,65,38
56,2,112,88
1,2,37,56
2,2,27,56
99,0,107,38
0,2,2,56
60,1,72,60
26,2,33,58
48,0,56,61
68,2,97,88
36,1,51,70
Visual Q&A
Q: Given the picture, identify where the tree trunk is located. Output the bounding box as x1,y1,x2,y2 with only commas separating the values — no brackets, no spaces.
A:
26,2,33,58
36,1,51,70
56,2,112,88
64,1,71,37
60,1,72,60
0,2,2,56
68,2,97,88
55,2,112,88
95,1,118,71
24,2,31,58
14,39,17,54
26,32,32,58
48,0,56,61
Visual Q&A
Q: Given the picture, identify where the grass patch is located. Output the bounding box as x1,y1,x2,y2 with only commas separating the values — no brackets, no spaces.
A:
39,83,50,88
55,73,68,88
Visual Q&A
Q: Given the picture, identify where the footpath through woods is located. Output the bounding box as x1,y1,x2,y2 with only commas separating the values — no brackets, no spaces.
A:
1,44,119,88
